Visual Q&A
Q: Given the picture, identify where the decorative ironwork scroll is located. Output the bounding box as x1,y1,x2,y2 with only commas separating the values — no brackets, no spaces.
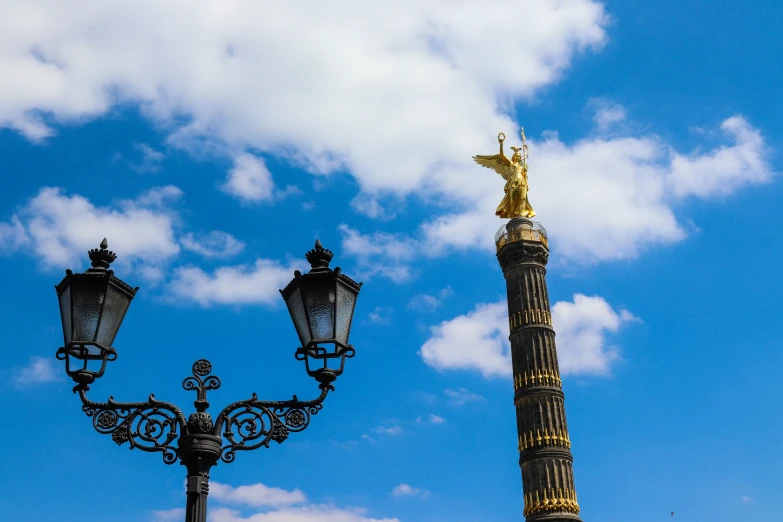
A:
214,387,329,463
79,390,186,464
182,359,221,408
76,359,330,466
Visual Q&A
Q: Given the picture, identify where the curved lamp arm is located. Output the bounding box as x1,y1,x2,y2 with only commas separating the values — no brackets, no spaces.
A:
72,359,332,466
213,386,331,463
78,387,187,464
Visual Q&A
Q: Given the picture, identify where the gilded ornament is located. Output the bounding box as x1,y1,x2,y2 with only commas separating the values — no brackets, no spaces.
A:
517,427,571,451
473,128,536,219
513,368,562,391
523,487,581,516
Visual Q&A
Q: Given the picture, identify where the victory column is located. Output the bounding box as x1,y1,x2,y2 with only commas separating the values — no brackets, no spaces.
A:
474,130,581,521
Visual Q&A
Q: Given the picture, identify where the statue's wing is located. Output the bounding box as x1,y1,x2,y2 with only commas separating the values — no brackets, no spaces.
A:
473,153,513,180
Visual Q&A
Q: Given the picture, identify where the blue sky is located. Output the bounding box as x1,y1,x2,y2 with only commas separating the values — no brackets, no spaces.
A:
1,1,781,521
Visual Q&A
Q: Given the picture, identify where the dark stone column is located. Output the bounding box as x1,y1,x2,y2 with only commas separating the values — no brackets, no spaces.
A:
496,218,581,522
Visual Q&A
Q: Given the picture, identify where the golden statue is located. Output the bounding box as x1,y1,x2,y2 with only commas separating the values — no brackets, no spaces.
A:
473,129,536,219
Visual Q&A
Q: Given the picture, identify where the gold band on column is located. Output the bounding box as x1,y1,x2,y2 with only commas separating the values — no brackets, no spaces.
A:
523,488,580,517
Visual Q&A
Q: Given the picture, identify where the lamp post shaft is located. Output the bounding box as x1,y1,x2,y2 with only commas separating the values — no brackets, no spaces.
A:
185,478,209,522
179,433,221,522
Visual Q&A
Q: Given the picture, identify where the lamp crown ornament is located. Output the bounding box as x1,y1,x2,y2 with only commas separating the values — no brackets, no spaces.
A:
88,238,117,270
305,239,333,270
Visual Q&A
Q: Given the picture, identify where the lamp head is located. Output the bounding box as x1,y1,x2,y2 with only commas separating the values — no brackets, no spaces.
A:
55,239,138,386
280,240,362,386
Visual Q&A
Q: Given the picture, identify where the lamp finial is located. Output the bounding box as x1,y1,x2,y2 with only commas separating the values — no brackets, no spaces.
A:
88,238,117,270
305,239,333,270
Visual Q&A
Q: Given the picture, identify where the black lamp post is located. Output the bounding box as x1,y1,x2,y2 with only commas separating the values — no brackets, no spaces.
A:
54,239,361,522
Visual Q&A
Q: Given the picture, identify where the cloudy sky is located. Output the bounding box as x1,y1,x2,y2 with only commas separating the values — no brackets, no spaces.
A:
1,1,781,521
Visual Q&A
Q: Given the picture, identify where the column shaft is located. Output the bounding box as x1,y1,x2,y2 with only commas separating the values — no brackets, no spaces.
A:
497,218,581,522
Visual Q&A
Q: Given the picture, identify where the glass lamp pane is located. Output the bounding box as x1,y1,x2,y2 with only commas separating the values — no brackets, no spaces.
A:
285,287,311,347
83,344,104,357
96,284,132,348
71,277,107,344
58,285,72,345
305,283,336,341
335,284,356,345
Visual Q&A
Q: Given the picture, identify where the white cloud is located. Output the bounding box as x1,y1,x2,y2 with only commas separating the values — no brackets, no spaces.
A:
0,186,181,269
422,114,773,262
391,484,430,499
421,295,636,378
211,482,306,508
444,388,484,406
10,356,60,387
416,413,445,424
421,135,668,261
490,131,678,261
167,258,301,307
590,99,627,130
407,287,453,313
551,294,638,375
0,186,303,305
151,509,185,522
222,153,275,203
373,425,404,436
0,216,29,252
366,306,394,325
0,1,613,256
741,495,754,504
0,4,771,266
667,116,772,199
152,482,398,522
350,194,395,221
181,230,245,259
130,142,165,173
420,302,510,378
408,294,441,313
339,224,417,282
0,1,608,180
138,265,166,284
209,505,398,522
130,185,183,208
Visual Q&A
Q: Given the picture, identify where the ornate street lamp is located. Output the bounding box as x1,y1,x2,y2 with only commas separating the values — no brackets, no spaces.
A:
281,239,361,385
55,239,138,386
53,239,361,522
